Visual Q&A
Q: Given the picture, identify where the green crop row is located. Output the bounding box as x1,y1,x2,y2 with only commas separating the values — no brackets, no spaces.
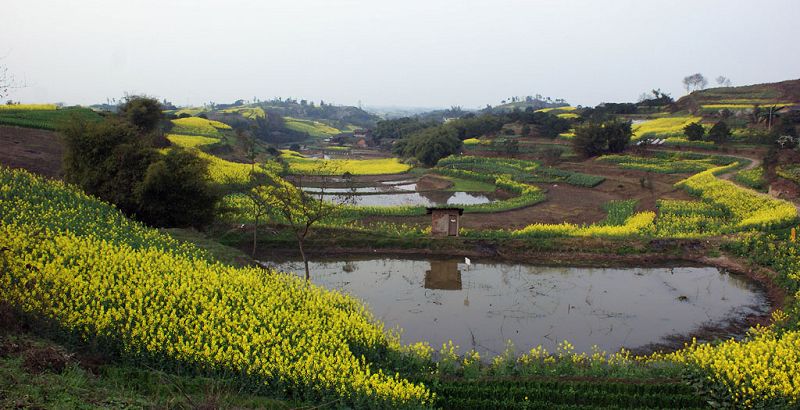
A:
598,151,738,174
777,164,800,184
433,379,705,409
436,155,604,187
0,107,103,130
734,167,767,191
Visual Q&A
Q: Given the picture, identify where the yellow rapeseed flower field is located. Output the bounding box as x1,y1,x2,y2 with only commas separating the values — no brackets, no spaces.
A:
0,167,432,408
166,134,221,148
171,117,232,137
0,103,58,110
280,150,411,175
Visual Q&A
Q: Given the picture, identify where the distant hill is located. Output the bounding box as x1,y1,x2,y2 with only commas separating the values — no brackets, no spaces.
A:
675,78,800,110
487,100,570,113
165,99,379,144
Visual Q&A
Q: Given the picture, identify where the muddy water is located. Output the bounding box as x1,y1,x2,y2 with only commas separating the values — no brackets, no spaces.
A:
317,191,495,206
268,258,768,355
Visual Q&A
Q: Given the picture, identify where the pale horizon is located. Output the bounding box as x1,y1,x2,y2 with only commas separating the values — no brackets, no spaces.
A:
3,0,800,109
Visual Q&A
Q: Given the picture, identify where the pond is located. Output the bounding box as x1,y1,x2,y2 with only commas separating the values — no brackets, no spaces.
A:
316,191,495,206
302,183,417,194
267,258,769,356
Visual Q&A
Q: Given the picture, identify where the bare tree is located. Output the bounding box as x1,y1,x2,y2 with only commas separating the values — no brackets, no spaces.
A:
682,73,708,93
0,63,16,101
715,76,732,87
256,162,355,280
244,171,275,257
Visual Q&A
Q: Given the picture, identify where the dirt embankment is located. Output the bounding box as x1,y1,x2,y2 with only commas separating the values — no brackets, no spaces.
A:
415,174,453,191
0,125,64,178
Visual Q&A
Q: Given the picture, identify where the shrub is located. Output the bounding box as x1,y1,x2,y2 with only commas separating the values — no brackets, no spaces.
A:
683,122,705,141
572,120,632,157
708,121,731,145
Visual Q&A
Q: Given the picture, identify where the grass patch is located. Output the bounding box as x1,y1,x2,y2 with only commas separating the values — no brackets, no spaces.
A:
436,174,496,192
0,107,103,130
734,167,767,191
598,151,737,174
284,117,341,137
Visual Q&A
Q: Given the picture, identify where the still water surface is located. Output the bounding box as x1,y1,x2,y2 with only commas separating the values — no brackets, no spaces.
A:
269,258,768,355
316,191,494,206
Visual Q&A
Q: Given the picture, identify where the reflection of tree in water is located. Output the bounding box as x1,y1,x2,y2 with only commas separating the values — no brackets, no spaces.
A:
424,260,462,290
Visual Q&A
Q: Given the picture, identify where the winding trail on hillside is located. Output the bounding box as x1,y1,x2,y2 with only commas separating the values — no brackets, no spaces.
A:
525,137,800,215
647,146,800,215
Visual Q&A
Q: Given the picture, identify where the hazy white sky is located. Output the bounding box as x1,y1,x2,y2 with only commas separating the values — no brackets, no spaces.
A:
3,0,799,109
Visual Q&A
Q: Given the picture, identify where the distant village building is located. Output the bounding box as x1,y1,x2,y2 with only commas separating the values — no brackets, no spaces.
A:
427,207,463,237
353,129,369,138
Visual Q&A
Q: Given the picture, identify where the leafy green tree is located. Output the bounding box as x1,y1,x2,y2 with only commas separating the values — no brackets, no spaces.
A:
62,113,220,229
684,122,705,141
572,120,632,157
394,126,462,166
62,118,154,214
136,148,220,229
372,117,435,141
119,95,164,133
708,121,731,145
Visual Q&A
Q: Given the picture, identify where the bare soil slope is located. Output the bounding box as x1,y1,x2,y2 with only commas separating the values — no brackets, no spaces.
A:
0,125,64,178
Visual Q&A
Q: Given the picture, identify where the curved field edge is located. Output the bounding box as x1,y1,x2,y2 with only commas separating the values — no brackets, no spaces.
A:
0,167,432,408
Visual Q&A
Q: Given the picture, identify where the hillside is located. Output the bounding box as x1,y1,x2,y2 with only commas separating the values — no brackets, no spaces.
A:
675,78,800,109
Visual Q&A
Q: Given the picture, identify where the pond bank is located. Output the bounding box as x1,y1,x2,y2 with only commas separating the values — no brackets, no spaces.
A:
257,252,778,356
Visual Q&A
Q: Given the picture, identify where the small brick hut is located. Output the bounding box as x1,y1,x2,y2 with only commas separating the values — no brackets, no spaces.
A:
426,207,464,237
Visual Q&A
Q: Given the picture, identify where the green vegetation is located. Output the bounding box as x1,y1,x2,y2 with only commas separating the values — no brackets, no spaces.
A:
0,166,433,408
437,156,604,187
708,120,731,145
220,105,266,119
0,333,294,409
683,121,705,141
440,174,496,192
0,106,102,130
734,167,767,191
61,96,221,228
433,379,705,409
632,116,701,141
170,117,231,137
393,126,462,166
283,116,341,137
598,151,738,174
675,164,797,232
777,164,800,184
572,120,632,157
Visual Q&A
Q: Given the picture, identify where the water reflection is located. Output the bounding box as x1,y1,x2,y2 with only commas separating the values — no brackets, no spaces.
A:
425,260,462,290
318,191,494,206
269,258,769,356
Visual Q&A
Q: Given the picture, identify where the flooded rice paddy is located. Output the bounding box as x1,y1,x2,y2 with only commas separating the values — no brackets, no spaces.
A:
312,191,495,206
268,258,769,355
